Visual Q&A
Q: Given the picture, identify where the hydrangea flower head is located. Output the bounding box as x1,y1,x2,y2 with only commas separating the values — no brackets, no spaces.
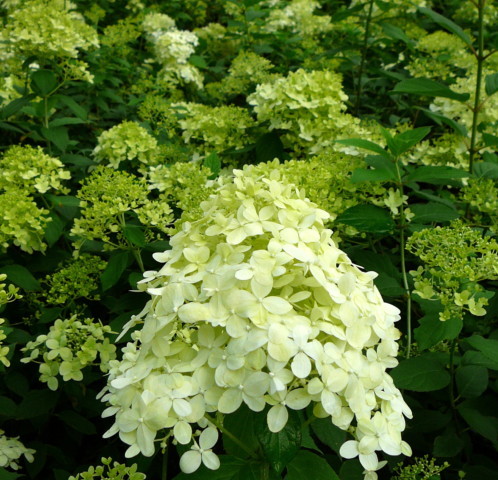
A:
101,164,411,479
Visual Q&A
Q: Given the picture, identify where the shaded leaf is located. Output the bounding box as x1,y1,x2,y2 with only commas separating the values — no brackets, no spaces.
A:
392,78,470,102
336,205,395,233
455,366,488,398
485,72,498,96
410,202,459,224
285,450,339,480
419,7,473,48
101,251,130,291
390,355,450,391
406,166,468,184
0,264,40,291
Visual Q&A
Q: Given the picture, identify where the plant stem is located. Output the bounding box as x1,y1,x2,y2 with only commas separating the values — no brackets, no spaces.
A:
203,413,258,459
468,0,486,174
355,0,375,115
161,442,168,480
395,159,412,358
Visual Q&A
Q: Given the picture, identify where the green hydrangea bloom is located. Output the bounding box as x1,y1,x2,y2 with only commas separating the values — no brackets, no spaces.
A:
21,315,117,391
0,190,50,253
2,0,99,60
407,221,498,321
392,455,449,480
44,254,107,305
0,274,21,367
461,178,498,229
71,167,173,251
69,457,146,480
0,145,71,195
0,430,35,471
173,103,256,153
93,121,159,170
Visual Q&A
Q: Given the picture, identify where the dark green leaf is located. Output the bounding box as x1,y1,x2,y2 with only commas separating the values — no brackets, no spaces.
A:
203,152,221,178
223,406,260,458
390,355,450,391
410,202,459,224
418,107,467,136
16,389,59,419
49,117,86,127
380,22,415,47
455,366,488,398
58,410,97,434
433,430,464,457
256,410,301,474
392,78,470,102
172,456,246,480
60,154,94,168
1,96,35,119
335,138,387,156
101,251,130,291
189,55,208,69
473,162,498,179
44,212,65,247
0,264,40,291
414,315,462,350
411,409,451,433
123,224,146,247
310,417,346,454
285,450,339,480
339,460,364,480
406,166,468,184
0,396,18,417
335,205,395,233
458,401,498,443
462,351,498,371
387,127,431,157
482,133,498,149
485,72,498,96
350,168,395,183
4,371,29,397
31,69,57,96
466,336,498,367
255,132,285,163
419,7,473,48
41,126,69,151
53,94,88,120
46,195,80,208
0,468,23,480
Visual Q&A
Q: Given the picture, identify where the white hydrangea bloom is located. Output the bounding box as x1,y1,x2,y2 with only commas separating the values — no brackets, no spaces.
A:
101,164,411,479
0,430,35,471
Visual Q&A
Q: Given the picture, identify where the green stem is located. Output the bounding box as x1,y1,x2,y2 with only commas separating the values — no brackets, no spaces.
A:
203,413,258,459
395,159,412,358
355,0,375,115
468,0,486,174
132,248,145,272
161,442,168,480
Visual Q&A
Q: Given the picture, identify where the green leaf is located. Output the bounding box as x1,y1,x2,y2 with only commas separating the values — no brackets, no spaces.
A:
335,205,395,233
455,366,488,398
285,450,339,480
172,456,246,480
256,410,301,474
392,78,470,102
418,7,473,48
0,468,23,480
466,335,498,367
0,264,40,291
58,410,97,434
16,389,59,419
339,460,364,480
44,212,65,247
0,396,18,417
418,107,467,136
414,315,462,350
41,126,69,151
223,406,260,458
433,430,464,457
458,399,498,443
123,224,146,247
53,94,88,120
473,161,498,179
485,72,498,96
0,95,35,119
335,138,387,156
390,355,450,391
380,22,415,47
31,69,57,96
49,117,87,127
387,127,431,157
406,165,468,184
410,202,459,224
101,251,130,291
310,417,346,454
203,152,221,179
46,195,80,208
482,132,498,149
189,55,208,69
350,168,395,183
256,132,286,163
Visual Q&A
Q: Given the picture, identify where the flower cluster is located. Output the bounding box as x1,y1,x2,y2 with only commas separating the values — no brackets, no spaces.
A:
43,254,107,306
1,0,99,61
173,102,256,154
69,457,145,480
461,178,498,229
93,121,159,170
248,69,379,154
407,221,498,321
22,315,117,391
392,455,449,480
101,164,411,479
0,145,71,195
71,167,173,251
0,274,21,367
0,430,35,471
142,13,202,88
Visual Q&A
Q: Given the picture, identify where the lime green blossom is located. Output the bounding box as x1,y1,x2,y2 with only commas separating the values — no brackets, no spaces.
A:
142,13,176,41
248,69,381,154
71,167,173,251
101,163,411,480
0,430,35,471
0,190,50,253
93,121,159,170
101,18,142,49
22,315,117,391
44,254,107,305
194,23,237,58
1,0,99,60
407,221,498,321
0,274,21,367
0,145,71,195
174,103,256,153
408,133,468,169
69,457,146,480
392,455,449,480
461,178,498,228
454,0,498,24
